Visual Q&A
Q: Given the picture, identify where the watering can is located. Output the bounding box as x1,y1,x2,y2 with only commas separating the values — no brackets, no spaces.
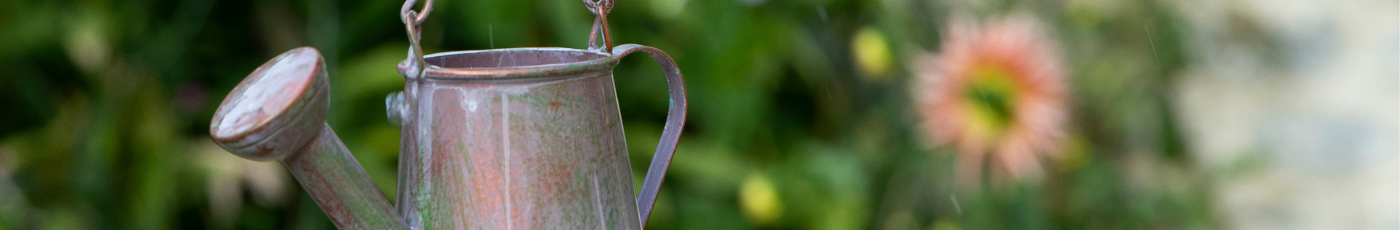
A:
208,0,686,228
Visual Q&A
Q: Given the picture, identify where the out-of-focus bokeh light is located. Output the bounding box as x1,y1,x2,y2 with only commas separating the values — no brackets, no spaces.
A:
739,172,782,226
852,27,893,80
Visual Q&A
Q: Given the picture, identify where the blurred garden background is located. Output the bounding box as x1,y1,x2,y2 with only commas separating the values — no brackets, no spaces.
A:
0,0,1396,229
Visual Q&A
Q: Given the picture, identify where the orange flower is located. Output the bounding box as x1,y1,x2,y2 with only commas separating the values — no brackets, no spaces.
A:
912,14,1068,184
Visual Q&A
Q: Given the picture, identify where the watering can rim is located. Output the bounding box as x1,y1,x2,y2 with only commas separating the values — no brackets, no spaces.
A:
396,47,625,81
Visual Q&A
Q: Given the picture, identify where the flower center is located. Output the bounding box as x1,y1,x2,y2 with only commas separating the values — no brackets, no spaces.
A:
962,63,1019,141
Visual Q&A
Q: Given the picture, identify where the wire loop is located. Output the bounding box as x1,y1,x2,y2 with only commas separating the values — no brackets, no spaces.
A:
583,0,614,52
400,0,434,78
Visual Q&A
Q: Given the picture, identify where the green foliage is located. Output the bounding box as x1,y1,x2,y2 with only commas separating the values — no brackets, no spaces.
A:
0,0,1220,229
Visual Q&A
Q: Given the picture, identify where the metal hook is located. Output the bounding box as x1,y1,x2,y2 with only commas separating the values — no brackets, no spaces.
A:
401,0,434,79
582,0,613,14
583,0,613,52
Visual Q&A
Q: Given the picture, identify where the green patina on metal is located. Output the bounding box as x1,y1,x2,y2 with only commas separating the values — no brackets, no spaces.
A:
209,0,686,228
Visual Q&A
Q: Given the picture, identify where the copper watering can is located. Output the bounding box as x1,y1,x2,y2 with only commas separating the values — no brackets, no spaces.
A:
208,0,686,228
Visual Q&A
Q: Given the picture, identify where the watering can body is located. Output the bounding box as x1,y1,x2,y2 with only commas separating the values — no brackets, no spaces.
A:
395,67,639,229
207,0,686,227
211,47,684,230
391,47,679,229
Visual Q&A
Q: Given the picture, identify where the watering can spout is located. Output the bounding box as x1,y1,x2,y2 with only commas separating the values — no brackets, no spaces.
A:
209,47,409,230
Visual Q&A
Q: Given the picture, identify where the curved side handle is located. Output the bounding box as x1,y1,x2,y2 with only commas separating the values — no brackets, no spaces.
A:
612,44,687,227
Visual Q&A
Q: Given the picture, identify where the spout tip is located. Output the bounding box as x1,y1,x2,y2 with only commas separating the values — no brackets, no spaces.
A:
210,47,330,161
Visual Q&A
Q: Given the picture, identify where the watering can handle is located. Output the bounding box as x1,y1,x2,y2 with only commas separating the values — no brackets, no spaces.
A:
612,44,687,227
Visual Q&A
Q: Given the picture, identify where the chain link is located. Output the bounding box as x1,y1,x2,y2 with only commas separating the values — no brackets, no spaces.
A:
583,0,614,52
401,0,434,27
399,0,613,69
401,0,433,78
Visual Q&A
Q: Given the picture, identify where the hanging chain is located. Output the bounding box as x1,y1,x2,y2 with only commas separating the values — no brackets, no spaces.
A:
399,0,610,68
401,0,433,26
401,0,434,78
583,0,613,52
